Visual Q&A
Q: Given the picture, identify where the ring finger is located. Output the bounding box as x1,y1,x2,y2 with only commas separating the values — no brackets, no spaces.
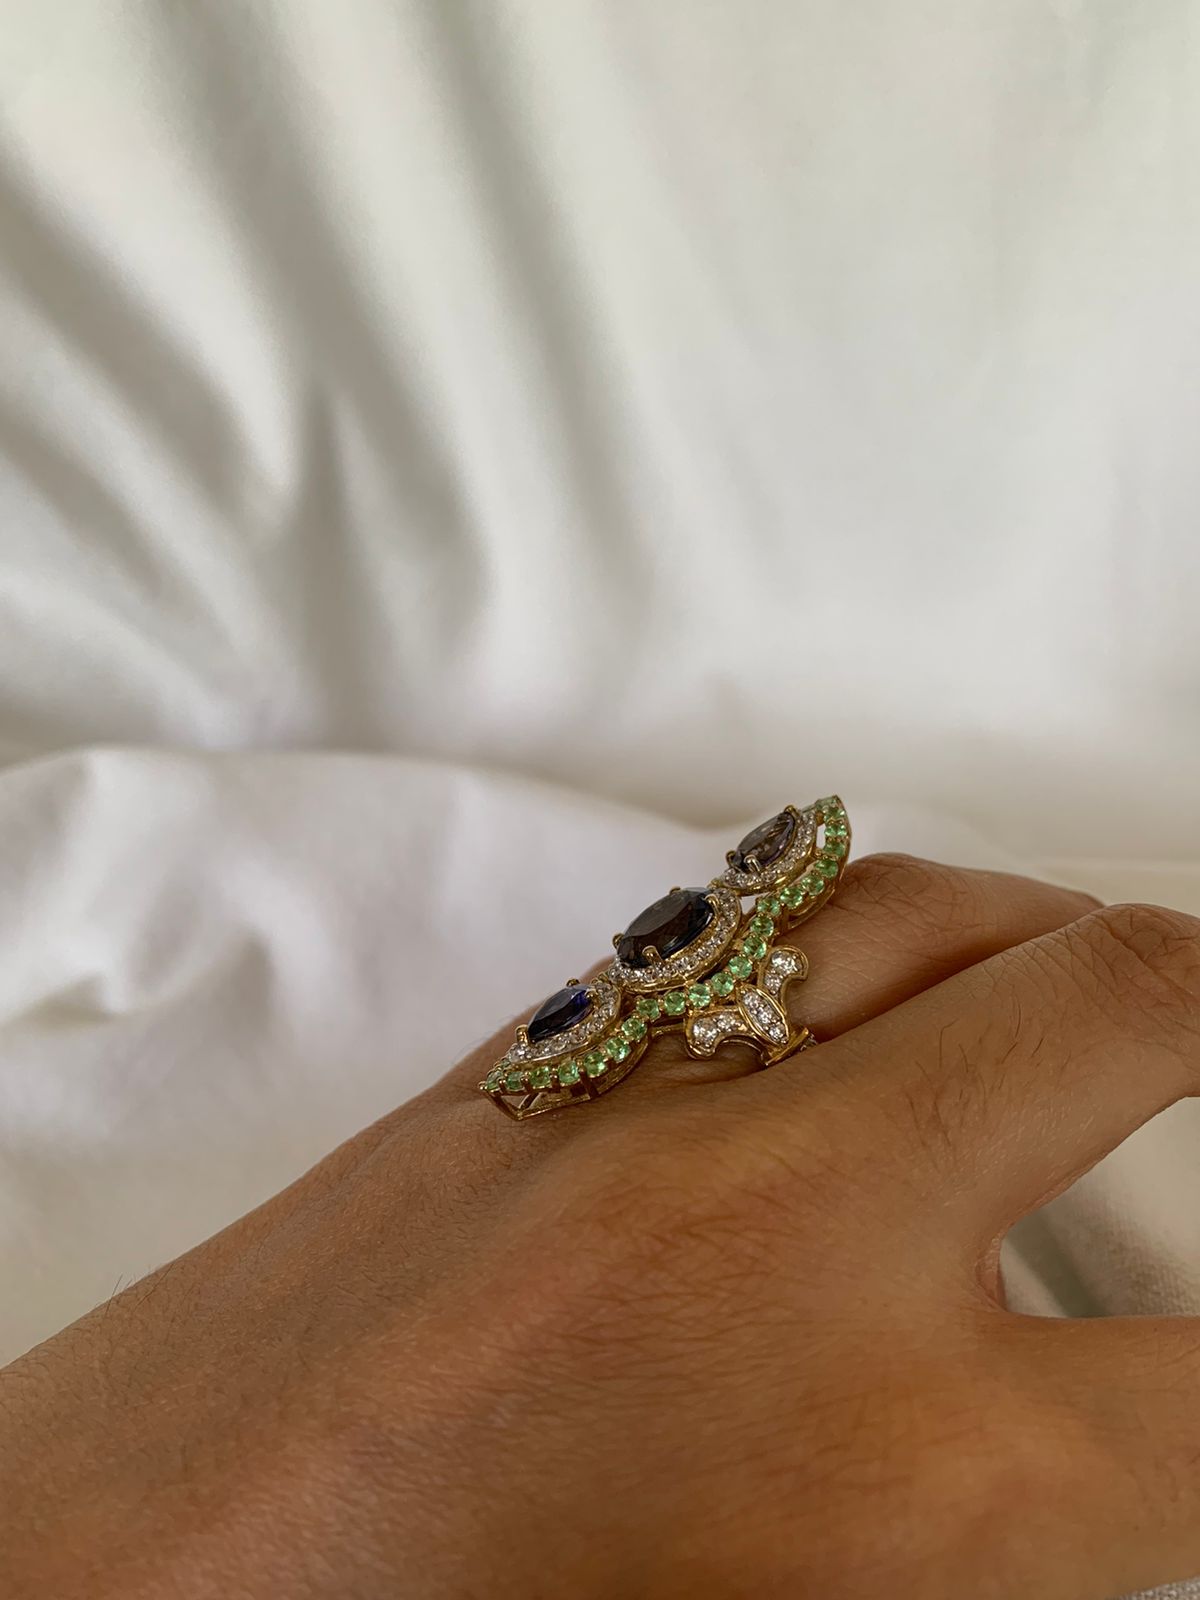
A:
445,849,1102,1105
624,851,1102,1088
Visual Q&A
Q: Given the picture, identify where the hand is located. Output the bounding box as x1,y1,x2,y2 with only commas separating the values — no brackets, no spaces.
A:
2,854,1198,1599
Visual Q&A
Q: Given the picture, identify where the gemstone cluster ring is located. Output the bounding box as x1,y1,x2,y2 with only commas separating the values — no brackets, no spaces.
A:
478,796,851,1120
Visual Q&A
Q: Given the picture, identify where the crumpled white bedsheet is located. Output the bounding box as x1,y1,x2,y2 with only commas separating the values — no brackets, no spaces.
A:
2,3,1200,1595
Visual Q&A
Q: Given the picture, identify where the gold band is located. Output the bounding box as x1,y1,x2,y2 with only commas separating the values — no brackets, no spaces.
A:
478,796,851,1119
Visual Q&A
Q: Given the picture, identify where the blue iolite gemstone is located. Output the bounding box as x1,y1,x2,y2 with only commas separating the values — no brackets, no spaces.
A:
528,983,593,1044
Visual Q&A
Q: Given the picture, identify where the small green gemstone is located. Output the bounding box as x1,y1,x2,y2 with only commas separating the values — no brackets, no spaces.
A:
824,839,848,858
761,894,783,916
802,872,825,896
824,821,848,839
817,857,839,879
749,914,773,938
663,989,688,1015
728,954,753,979
622,1015,648,1041
820,796,843,816
635,995,661,1020
608,1039,630,1064
558,1059,582,1086
780,883,805,908
687,982,712,1009
484,1066,506,1092
711,969,735,997
529,1064,552,1090
741,937,768,961
504,1069,527,1094
584,1054,607,1079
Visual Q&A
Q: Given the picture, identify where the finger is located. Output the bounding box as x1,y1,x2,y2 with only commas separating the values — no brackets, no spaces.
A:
995,1313,1200,1598
773,852,1102,1041
443,854,1100,1103
770,900,1200,1245
638,853,1102,1088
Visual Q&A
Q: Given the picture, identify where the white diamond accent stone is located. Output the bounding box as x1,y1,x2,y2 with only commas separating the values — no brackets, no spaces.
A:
688,1008,746,1057
763,948,806,998
738,985,790,1048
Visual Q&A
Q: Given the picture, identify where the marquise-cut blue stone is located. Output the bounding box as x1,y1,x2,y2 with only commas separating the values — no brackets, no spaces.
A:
528,983,593,1043
616,888,714,970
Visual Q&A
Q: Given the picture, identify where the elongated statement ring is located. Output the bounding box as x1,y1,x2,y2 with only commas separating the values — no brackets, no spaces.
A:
478,796,851,1120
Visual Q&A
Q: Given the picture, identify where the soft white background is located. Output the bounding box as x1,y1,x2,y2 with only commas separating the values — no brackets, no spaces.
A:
1,5,1198,1594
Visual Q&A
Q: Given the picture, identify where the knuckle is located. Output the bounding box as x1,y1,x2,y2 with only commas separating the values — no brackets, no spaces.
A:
1059,900,1200,1023
842,855,1100,955
1091,898,1200,950
1081,899,1200,988
842,852,983,935
844,850,949,902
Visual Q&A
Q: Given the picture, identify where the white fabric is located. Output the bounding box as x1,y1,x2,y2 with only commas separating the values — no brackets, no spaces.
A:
1,4,1199,1595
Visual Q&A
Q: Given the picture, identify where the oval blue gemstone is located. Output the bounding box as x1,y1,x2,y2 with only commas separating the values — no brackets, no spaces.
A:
616,888,714,970
528,983,593,1044
731,810,796,872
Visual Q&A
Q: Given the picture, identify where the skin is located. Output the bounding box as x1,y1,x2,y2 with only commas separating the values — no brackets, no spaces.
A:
2,851,1200,1598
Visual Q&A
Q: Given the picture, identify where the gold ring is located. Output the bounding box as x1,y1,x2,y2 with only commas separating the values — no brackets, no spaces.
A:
478,796,851,1119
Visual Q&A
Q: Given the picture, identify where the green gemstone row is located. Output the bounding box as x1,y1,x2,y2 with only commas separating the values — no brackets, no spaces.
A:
484,798,849,1093
484,1025,646,1094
